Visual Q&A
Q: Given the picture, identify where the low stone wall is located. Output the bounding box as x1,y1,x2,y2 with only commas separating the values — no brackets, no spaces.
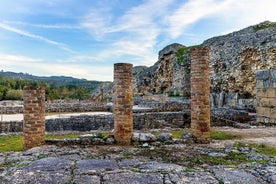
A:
1,112,190,133
46,102,110,112
0,121,23,133
138,101,190,112
211,108,251,126
0,102,111,114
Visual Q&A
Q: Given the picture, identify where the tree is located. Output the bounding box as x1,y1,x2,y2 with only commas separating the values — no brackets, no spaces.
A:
5,89,23,100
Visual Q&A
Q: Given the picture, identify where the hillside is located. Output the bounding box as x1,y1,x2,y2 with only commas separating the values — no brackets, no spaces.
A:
0,71,107,91
134,21,276,98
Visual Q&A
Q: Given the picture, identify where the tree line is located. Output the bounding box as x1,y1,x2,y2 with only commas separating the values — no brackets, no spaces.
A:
0,76,91,101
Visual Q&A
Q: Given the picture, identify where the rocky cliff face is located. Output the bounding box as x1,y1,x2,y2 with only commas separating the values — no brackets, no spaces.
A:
134,21,276,97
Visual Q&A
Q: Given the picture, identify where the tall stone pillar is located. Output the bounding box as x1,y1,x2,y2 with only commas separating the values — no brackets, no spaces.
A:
190,48,211,144
23,86,45,150
256,70,276,125
113,63,133,145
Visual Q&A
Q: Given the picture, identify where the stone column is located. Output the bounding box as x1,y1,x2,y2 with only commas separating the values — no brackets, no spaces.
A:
256,70,276,125
23,86,45,150
190,48,211,144
113,63,133,145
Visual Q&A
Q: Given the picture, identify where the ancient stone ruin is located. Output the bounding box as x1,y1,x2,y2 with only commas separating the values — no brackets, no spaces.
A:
23,86,46,150
256,69,276,124
190,48,211,143
113,63,134,145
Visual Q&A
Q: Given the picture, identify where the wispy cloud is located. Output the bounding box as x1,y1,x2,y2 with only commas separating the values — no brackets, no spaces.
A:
167,0,230,38
3,20,82,29
0,22,75,53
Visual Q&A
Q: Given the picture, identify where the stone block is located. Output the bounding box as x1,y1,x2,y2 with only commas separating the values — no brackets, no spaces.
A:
257,107,271,117
266,87,276,97
256,70,270,80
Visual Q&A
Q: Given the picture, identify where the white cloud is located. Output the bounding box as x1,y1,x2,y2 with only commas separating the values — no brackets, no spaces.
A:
80,0,174,66
0,22,76,53
167,0,230,38
0,53,42,64
0,53,113,81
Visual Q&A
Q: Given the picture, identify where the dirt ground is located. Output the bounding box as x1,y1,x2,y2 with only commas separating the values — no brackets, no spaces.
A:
212,126,276,148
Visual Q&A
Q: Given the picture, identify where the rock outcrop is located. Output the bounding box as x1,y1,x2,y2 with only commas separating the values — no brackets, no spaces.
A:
134,21,276,97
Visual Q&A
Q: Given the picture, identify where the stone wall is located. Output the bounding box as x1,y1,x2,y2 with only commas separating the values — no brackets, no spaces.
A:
0,102,110,114
0,112,190,133
256,69,276,125
137,101,190,112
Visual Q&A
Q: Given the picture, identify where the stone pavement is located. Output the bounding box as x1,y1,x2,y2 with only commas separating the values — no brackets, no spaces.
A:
0,143,275,184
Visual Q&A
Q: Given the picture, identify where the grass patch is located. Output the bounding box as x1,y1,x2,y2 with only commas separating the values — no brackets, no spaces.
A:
0,135,23,152
210,130,240,140
45,133,80,140
176,45,201,64
171,129,189,139
234,142,276,157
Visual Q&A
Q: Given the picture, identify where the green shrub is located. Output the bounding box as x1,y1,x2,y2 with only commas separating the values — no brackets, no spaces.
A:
5,89,23,100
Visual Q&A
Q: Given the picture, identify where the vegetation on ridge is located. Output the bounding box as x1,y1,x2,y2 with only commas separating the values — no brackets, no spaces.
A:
0,75,92,100
176,45,201,64
254,22,276,31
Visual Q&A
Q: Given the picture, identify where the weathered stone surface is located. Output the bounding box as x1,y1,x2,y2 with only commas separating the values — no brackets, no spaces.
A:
165,172,218,184
132,133,156,142
74,159,119,175
139,161,184,173
103,172,163,184
210,165,267,184
73,175,101,184
2,157,73,184
157,133,173,142
0,143,274,183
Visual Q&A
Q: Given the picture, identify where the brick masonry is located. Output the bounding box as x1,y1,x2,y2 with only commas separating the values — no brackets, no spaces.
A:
113,63,133,145
23,87,46,150
190,47,211,144
256,69,276,125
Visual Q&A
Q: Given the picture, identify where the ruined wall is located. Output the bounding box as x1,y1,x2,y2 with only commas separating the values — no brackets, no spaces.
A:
0,112,190,133
256,69,276,124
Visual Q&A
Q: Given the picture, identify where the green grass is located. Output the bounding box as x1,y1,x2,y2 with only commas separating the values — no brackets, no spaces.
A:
45,133,81,140
0,135,23,152
0,132,112,152
234,142,276,157
210,130,241,140
151,129,239,140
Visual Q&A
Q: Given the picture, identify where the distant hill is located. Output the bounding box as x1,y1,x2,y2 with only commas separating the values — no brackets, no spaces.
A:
0,71,109,91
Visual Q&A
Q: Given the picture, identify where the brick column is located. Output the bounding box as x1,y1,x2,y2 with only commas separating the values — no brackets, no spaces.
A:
190,48,211,144
113,63,133,145
23,86,45,150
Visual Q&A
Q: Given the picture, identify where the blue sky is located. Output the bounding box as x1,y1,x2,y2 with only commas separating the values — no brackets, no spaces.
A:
0,0,275,81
